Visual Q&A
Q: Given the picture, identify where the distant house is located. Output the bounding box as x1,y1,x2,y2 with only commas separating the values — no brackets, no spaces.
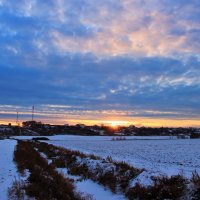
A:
76,124,86,129
114,132,124,135
196,129,200,134
0,125,12,132
177,134,190,139
112,136,126,141
0,125,14,135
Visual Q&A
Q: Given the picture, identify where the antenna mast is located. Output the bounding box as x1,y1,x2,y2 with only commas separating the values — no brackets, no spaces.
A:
32,106,34,121
16,111,19,126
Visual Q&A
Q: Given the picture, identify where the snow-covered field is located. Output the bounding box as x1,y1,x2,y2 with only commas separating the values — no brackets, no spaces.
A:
0,140,18,199
1,138,127,199
38,135,200,178
3,135,200,199
13,135,177,141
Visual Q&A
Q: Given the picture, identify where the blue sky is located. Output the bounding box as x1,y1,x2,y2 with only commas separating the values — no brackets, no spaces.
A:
0,0,200,126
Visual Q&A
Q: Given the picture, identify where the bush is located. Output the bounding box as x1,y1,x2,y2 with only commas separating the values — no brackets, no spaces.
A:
51,156,67,168
32,137,49,141
126,175,186,200
191,171,200,199
33,141,142,194
8,178,27,200
13,141,83,200
70,164,89,178
98,172,117,192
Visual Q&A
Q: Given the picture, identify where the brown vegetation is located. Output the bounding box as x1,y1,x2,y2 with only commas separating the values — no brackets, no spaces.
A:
8,178,27,200
126,175,186,200
14,140,197,200
13,140,83,200
33,141,141,193
191,171,200,199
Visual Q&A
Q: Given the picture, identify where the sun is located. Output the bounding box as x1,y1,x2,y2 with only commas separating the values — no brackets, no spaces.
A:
110,122,120,127
109,121,129,127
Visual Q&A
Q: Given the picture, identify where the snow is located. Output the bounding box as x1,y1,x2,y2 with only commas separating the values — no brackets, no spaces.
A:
38,151,52,164
11,134,200,189
57,168,80,181
43,135,200,178
4,135,199,199
76,179,126,200
75,157,117,175
130,171,159,187
0,139,18,200
57,168,126,200
13,135,177,141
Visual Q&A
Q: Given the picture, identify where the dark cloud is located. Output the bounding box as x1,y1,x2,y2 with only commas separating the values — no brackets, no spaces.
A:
0,54,199,113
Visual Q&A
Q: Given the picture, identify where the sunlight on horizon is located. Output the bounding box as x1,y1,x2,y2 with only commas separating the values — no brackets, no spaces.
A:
1,118,200,128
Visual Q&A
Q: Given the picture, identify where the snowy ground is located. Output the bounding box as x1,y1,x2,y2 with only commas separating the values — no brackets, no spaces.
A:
38,135,200,178
57,168,126,200
3,136,199,199
0,138,126,200
0,139,18,200
13,135,176,141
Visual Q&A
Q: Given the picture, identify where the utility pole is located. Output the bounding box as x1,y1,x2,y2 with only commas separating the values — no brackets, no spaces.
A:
16,111,19,125
16,111,21,135
32,106,34,121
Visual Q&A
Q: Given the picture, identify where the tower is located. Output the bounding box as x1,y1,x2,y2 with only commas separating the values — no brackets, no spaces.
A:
16,111,19,126
32,106,34,121
16,111,21,135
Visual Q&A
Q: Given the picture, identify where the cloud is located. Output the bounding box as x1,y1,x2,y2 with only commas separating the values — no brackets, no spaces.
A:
1,0,200,58
0,0,200,126
0,54,200,119
48,0,200,57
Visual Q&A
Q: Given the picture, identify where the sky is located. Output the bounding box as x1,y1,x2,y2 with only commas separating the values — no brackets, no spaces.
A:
0,0,200,127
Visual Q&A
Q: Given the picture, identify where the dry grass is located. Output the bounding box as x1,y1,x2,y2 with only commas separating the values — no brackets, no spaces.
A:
126,175,186,200
191,171,200,199
13,140,200,200
33,141,141,193
13,140,83,200
8,178,27,200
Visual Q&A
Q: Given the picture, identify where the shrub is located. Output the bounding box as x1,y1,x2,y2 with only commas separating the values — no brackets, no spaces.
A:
32,141,142,194
191,171,200,199
126,175,186,200
13,141,83,200
70,164,89,178
51,156,67,168
98,172,117,192
115,161,142,192
8,178,27,200
32,137,49,141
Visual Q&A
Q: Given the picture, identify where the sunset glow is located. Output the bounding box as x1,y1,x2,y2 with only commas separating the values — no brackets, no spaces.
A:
107,121,131,128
